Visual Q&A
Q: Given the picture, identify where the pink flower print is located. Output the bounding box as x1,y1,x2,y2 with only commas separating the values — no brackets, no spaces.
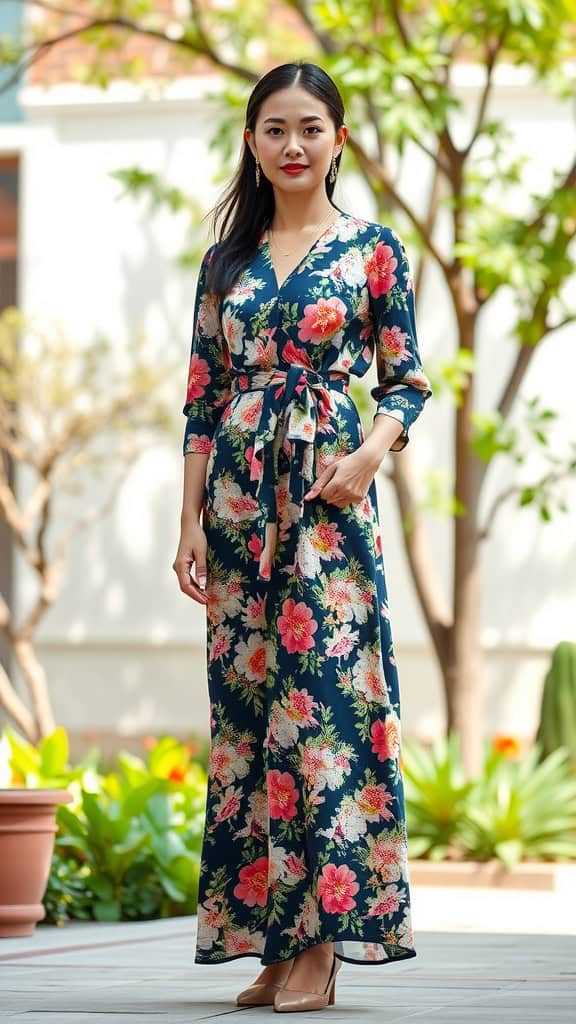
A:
379,325,410,365
236,739,254,758
367,835,404,881
325,624,358,660
365,884,403,919
238,395,264,430
302,744,326,786
356,783,395,821
213,479,260,524
233,856,269,907
186,352,211,402
370,716,401,762
317,863,359,913
248,532,263,558
278,598,318,654
226,576,242,598
214,785,242,825
334,753,350,771
283,338,313,368
365,241,398,298
202,896,227,930
186,434,213,454
209,742,234,785
297,297,347,343
268,769,300,821
286,688,319,725
285,851,307,880
224,926,264,954
244,595,267,629
311,522,345,560
254,328,277,367
209,625,233,664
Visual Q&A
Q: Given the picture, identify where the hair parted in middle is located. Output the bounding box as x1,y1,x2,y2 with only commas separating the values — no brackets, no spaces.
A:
204,61,346,299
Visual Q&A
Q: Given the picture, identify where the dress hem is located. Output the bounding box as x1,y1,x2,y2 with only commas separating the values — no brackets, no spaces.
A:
194,944,417,968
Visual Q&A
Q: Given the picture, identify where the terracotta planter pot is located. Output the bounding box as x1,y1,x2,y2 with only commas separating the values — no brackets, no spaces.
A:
0,788,72,938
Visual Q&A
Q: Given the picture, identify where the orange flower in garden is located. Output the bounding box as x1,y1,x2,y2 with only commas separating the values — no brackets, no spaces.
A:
168,765,187,783
493,735,521,758
142,735,157,751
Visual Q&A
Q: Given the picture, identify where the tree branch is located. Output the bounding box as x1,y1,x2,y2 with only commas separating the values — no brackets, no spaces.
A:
388,453,452,665
0,11,258,96
346,134,451,278
285,0,339,54
463,30,507,157
478,466,574,541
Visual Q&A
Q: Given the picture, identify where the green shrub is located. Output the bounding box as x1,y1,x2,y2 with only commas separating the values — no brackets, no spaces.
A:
404,732,576,869
402,731,474,861
1,727,208,924
459,744,576,868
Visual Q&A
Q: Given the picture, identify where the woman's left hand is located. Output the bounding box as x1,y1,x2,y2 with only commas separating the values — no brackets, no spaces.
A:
303,450,382,509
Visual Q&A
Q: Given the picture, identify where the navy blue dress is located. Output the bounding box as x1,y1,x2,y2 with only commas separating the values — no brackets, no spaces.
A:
183,209,432,966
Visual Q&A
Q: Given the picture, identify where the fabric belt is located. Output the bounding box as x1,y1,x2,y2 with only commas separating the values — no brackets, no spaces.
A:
229,364,350,580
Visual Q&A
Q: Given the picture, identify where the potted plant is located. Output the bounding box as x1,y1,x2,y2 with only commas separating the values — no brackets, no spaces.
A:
0,787,72,937
0,727,74,937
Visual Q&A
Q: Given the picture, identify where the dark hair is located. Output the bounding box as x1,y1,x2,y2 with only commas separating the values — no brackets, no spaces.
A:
204,61,345,299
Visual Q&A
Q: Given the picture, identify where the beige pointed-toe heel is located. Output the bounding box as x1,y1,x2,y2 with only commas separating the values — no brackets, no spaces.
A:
236,981,286,1007
273,953,342,1012
236,960,294,1007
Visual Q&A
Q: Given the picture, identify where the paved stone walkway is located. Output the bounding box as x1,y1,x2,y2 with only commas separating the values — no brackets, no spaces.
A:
1,915,575,1023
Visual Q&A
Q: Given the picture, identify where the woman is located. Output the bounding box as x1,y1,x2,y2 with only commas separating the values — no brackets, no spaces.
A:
173,61,432,1013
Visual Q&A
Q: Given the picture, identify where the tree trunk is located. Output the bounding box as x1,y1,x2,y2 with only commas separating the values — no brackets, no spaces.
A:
446,304,483,776
12,640,55,740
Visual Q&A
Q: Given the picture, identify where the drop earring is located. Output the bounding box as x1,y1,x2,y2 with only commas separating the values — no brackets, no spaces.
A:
329,154,338,183
255,156,261,188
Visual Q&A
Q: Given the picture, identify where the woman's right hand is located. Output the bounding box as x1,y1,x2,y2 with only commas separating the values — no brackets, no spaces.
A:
172,521,209,605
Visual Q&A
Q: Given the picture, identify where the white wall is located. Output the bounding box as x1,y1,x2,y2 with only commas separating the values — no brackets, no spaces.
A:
12,71,576,744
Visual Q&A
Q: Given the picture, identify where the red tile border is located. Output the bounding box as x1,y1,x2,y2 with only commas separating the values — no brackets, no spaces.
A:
0,929,196,963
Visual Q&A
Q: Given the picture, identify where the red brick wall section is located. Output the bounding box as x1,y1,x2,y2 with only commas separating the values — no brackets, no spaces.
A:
26,0,216,86
25,1,315,87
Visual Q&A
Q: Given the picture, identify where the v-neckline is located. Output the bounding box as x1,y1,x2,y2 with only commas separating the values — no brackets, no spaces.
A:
263,209,345,292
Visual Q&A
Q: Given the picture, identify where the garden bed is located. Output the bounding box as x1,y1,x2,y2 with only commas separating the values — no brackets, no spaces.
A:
409,859,576,891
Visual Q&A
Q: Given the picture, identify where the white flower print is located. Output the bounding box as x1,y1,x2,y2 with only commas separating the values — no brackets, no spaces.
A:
325,622,360,661
233,631,268,682
352,646,391,706
213,478,260,524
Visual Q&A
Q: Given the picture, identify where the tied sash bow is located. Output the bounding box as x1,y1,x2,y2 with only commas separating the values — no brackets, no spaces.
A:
230,363,349,580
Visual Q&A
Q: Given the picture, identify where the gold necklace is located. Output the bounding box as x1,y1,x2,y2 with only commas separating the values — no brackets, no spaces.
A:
269,209,339,257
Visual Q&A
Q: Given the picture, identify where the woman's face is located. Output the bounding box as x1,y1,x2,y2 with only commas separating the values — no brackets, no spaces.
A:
244,84,347,195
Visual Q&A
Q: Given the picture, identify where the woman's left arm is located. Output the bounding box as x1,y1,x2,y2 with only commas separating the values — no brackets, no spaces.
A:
305,227,432,507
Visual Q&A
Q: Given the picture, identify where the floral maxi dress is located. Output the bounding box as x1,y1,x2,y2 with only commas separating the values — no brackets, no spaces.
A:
182,209,432,967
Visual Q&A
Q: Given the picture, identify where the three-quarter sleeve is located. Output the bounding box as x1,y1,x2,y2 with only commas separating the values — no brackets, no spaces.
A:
182,243,233,455
367,226,432,451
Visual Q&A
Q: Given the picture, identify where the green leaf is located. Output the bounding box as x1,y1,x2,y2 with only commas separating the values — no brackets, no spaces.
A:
39,727,69,778
94,900,121,922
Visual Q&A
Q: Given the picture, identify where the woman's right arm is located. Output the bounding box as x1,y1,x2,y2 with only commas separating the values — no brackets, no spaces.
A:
173,244,232,605
173,452,209,605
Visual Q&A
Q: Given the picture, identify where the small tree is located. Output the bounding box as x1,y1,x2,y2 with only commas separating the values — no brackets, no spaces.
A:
0,308,173,742
3,1,576,771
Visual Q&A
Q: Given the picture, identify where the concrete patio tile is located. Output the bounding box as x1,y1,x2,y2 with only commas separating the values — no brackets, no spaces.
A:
0,916,575,1022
